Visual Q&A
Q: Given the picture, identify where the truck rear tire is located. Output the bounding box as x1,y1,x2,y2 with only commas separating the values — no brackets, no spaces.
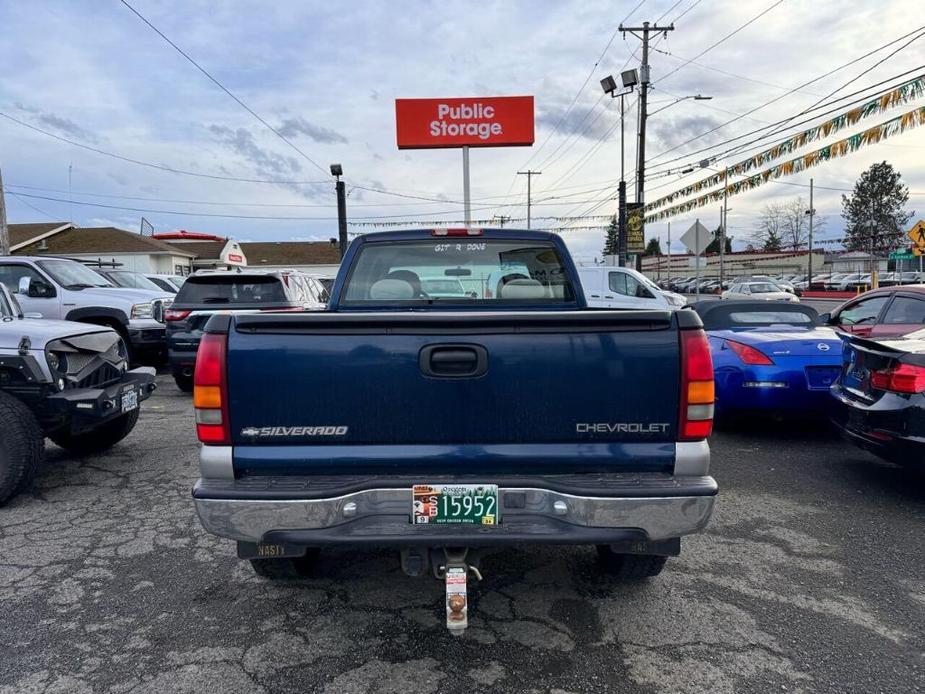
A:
596,546,668,579
173,374,194,392
250,552,318,579
0,392,44,506
49,409,140,455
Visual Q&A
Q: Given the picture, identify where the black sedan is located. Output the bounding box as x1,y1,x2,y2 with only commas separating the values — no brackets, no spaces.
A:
830,328,925,467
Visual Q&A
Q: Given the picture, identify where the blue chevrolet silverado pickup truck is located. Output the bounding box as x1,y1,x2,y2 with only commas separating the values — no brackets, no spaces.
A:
191,228,717,631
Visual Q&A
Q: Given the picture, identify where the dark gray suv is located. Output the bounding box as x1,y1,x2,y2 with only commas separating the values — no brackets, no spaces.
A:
166,270,327,391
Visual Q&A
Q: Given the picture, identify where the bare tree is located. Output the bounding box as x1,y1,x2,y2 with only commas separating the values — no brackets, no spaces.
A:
753,203,785,251
780,197,826,250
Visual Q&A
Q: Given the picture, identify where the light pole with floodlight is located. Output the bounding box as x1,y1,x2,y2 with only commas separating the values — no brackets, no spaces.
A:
601,70,639,267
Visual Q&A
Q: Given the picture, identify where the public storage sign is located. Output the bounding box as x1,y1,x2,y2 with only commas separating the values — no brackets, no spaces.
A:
395,96,534,149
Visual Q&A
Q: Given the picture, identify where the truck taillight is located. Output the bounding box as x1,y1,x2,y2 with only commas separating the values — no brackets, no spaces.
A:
870,363,925,394
194,332,230,444
679,329,715,441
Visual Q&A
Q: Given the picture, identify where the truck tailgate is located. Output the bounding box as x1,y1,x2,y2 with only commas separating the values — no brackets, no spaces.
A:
225,310,683,474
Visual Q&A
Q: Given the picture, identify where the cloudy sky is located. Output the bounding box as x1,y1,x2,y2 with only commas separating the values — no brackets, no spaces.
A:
1,0,923,262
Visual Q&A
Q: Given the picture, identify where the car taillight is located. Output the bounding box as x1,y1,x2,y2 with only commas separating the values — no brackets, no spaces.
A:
680,329,715,441
164,308,191,322
193,332,230,444
870,363,925,394
431,227,483,236
725,340,774,365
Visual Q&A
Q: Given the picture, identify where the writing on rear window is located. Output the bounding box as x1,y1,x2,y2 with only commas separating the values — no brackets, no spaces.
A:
342,240,576,304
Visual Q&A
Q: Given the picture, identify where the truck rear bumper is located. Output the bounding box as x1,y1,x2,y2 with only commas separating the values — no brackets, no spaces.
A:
193,475,717,546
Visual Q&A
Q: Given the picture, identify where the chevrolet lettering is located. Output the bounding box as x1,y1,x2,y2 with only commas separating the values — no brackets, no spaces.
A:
576,422,671,434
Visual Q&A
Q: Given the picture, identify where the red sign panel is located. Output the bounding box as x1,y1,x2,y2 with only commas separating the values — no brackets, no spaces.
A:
395,96,534,149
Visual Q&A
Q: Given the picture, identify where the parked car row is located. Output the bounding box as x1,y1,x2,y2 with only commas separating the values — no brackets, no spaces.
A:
693,297,924,469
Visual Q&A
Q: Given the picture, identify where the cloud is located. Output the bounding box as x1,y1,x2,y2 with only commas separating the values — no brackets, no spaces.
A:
208,124,302,176
536,102,615,142
15,103,98,143
276,116,347,144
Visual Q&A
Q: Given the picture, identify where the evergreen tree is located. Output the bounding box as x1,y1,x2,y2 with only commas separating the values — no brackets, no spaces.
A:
602,215,619,256
841,162,913,253
644,237,663,256
704,225,732,254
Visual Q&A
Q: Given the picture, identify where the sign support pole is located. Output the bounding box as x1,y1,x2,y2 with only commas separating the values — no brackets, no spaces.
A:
695,218,701,301
0,168,8,256
462,146,471,226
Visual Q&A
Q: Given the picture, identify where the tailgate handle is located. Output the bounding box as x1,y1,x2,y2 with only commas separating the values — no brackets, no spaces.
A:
420,345,488,378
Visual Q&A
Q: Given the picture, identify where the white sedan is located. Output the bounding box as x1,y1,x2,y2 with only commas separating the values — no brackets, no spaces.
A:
722,281,799,302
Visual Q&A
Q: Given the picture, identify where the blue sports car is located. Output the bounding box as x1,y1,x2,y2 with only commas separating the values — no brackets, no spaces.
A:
693,301,844,417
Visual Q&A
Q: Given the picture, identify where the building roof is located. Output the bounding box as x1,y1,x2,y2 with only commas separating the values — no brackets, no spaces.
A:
239,241,341,266
8,222,72,249
14,226,198,257
152,230,227,242
166,240,227,259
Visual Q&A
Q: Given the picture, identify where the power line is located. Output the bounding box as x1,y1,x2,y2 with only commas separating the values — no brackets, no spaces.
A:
646,24,925,165
493,0,650,215
0,110,328,185
647,65,925,177
519,0,649,171
7,192,58,221
8,191,620,223
650,46,825,97
737,28,925,153
539,0,771,200
651,0,785,87
120,0,329,176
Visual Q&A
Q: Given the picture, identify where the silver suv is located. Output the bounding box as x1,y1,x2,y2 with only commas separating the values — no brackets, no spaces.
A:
0,257,173,361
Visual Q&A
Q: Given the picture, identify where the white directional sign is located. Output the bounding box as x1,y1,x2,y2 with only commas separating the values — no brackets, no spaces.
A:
680,220,711,255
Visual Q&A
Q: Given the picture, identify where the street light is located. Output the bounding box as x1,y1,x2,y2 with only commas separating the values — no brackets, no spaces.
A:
601,70,639,267
648,94,712,117
331,163,347,258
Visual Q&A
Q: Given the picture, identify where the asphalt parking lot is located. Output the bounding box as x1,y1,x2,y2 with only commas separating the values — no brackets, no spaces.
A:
1,373,923,694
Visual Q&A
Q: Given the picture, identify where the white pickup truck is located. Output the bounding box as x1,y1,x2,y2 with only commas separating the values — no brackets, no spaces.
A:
0,256,173,361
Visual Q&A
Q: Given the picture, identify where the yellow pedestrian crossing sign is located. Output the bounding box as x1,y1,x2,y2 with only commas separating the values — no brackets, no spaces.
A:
909,220,925,251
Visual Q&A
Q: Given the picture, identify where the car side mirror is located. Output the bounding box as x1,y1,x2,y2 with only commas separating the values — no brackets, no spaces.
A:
26,279,54,298
818,312,832,324
18,277,31,294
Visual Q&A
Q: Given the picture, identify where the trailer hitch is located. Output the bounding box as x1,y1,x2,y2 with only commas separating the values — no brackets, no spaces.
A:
435,547,482,634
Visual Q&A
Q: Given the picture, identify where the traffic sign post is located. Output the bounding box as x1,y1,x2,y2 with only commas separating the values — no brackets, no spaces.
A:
681,220,711,299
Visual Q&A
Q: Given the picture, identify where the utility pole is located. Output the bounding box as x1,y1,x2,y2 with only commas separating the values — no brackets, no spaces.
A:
492,214,511,228
666,221,671,282
807,177,814,286
0,168,9,256
720,172,728,287
620,21,674,208
517,170,542,229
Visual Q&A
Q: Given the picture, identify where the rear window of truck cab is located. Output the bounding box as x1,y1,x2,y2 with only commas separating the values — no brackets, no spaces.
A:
174,275,288,304
340,240,577,305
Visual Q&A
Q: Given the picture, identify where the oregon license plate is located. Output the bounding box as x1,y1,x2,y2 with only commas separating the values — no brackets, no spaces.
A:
412,484,499,525
121,389,138,413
